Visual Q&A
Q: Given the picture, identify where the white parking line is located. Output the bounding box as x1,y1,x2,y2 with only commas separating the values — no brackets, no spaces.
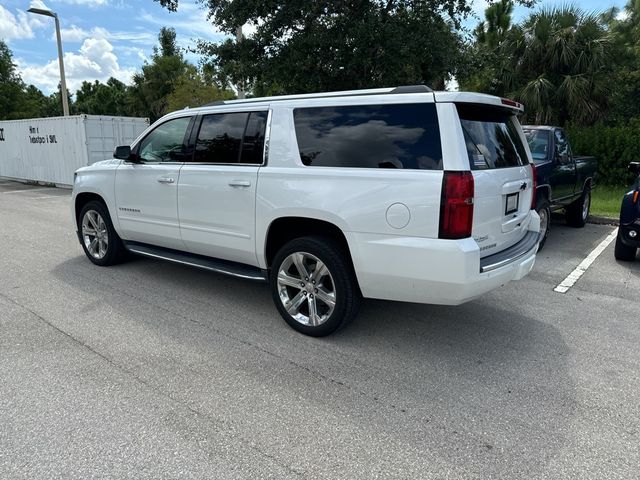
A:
2,188,52,194
554,227,619,293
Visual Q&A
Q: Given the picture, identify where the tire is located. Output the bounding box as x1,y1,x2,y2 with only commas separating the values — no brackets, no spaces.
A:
565,186,591,228
614,233,637,261
536,196,551,250
269,236,361,337
78,200,127,266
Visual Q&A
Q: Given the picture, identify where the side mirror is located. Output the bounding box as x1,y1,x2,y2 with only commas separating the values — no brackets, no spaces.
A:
113,145,132,161
629,162,640,175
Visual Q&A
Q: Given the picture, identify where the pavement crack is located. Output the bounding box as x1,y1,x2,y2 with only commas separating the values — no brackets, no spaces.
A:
69,266,408,416
0,291,307,479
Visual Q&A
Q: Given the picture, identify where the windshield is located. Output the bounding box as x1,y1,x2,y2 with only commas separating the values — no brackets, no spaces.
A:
457,103,530,170
522,128,551,164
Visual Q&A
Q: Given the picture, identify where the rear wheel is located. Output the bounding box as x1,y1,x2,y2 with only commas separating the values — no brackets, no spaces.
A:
536,197,551,250
269,236,361,336
78,201,127,266
614,233,637,261
566,186,591,228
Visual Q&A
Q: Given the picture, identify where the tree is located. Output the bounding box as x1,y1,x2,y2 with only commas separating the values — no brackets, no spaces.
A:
165,66,234,111
461,5,613,126
74,78,133,116
0,40,27,120
474,0,514,49
508,7,612,125
158,1,515,95
600,1,640,122
129,27,190,121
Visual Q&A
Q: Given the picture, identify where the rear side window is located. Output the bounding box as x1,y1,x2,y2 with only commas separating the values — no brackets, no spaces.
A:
553,129,572,164
523,128,550,164
240,111,268,164
194,111,267,164
195,112,248,163
457,103,530,170
293,103,442,169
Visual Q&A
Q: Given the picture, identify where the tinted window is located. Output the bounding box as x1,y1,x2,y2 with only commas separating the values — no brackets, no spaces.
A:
293,103,442,169
457,104,529,170
195,113,249,163
523,128,551,164
138,116,191,162
240,111,268,164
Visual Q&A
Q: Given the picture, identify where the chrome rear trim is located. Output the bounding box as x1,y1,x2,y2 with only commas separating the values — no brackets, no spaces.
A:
480,230,539,273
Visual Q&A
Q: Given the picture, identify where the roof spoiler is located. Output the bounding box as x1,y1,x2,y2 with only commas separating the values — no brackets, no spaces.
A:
500,97,524,112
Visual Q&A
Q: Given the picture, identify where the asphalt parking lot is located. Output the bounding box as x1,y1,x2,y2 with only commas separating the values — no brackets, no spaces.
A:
0,180,638,479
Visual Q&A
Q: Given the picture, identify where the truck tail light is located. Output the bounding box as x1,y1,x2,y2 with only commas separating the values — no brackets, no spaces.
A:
439,171,474,239
530,163,537,209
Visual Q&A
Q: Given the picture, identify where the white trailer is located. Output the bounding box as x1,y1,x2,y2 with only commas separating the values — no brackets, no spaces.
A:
0,115,149,187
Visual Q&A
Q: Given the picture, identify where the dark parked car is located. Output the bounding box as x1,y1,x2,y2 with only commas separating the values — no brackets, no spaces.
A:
615,162,640,261
522,126,597,248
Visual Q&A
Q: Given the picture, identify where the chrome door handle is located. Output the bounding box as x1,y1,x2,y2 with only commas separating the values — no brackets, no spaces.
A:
157,177,175,184
228,180,251,188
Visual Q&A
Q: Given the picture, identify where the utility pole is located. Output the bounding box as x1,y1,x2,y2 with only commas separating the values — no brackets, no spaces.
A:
236,26,245,99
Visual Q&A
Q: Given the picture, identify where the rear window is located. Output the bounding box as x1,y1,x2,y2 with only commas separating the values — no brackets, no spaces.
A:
293,103,442,170
522,128,551,164
457,103,530,170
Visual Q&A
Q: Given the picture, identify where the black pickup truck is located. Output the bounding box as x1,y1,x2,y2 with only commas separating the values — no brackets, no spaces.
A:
522,126,598,248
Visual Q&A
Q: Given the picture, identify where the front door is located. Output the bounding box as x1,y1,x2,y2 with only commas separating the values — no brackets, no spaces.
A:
115,116,192,250
549,129,577,203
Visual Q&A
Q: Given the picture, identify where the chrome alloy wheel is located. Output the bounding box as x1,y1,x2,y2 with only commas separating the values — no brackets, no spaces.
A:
81,210,108,259
276,252,336,327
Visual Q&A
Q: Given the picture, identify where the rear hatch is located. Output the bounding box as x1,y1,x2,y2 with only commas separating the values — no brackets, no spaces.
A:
456,102,535,258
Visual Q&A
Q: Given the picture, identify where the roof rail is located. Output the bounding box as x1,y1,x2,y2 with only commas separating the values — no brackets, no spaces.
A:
391,85,433,93
200,85,434,108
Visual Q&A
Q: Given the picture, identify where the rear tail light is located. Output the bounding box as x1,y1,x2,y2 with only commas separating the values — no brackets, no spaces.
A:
439,171,474,239
633,191,639,204
530,163,537,209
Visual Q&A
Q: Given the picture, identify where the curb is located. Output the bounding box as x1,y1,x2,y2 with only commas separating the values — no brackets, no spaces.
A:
588,215,619,226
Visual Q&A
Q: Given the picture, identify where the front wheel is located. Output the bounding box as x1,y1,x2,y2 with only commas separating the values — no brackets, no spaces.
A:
566,186,591,228
614,233,637,261
269,236,361,336
78,201,127,266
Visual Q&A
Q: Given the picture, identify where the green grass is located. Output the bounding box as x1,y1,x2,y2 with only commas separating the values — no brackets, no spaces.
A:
590,185,628,218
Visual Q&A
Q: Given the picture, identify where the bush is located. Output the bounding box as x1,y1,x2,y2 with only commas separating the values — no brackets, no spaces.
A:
566,119,640,187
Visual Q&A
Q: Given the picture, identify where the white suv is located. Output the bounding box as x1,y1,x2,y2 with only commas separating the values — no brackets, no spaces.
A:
72,86,540,336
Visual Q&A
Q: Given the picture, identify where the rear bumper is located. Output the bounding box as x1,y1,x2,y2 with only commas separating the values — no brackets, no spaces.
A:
347,225,539,306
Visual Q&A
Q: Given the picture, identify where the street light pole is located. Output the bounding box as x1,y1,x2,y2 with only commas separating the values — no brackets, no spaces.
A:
53,14,69,116
27,6,69,116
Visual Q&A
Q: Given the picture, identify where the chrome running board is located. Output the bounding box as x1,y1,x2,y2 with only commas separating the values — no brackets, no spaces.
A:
123,241,267,281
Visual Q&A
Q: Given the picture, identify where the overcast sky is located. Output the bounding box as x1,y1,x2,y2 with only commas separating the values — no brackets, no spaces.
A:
0,0,628,95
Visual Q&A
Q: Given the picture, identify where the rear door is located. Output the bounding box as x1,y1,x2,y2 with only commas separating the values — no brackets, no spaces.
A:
177,110,268,266
456,103,535,257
